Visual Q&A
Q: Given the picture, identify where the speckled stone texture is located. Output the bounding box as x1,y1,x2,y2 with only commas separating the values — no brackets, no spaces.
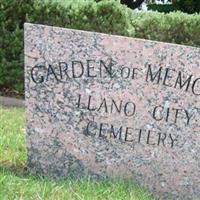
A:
24,23,200,199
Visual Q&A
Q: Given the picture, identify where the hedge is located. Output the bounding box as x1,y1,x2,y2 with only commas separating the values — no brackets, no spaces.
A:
0,0,200,94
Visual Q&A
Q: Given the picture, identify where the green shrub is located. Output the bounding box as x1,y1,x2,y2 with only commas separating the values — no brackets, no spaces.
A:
0,0,200,94
132,11,200,46
0,0,34,93
31,0,134,36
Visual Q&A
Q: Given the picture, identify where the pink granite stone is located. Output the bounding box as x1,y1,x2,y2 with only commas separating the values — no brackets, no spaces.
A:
24,23,200,199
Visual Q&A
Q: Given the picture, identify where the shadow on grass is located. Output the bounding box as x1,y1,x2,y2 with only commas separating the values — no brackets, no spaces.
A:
0,161,44,180
0,161,104,182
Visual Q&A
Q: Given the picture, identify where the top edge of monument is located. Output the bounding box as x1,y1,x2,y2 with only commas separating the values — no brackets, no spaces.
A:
24,22,200,51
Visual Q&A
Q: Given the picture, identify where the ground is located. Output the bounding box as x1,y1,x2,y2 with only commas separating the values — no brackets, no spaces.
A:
0,106,153,200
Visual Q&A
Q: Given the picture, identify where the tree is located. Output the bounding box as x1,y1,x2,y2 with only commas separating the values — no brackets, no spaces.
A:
172,0,200,13
120,0,145,9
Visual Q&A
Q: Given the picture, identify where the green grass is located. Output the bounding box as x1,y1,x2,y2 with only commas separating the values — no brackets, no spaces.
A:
0,106,153,200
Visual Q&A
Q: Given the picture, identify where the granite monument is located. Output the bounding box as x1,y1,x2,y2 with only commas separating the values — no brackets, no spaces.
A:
25,23,200,199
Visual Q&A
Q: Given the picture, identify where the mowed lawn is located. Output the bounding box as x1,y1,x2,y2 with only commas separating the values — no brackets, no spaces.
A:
0,106,153,200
